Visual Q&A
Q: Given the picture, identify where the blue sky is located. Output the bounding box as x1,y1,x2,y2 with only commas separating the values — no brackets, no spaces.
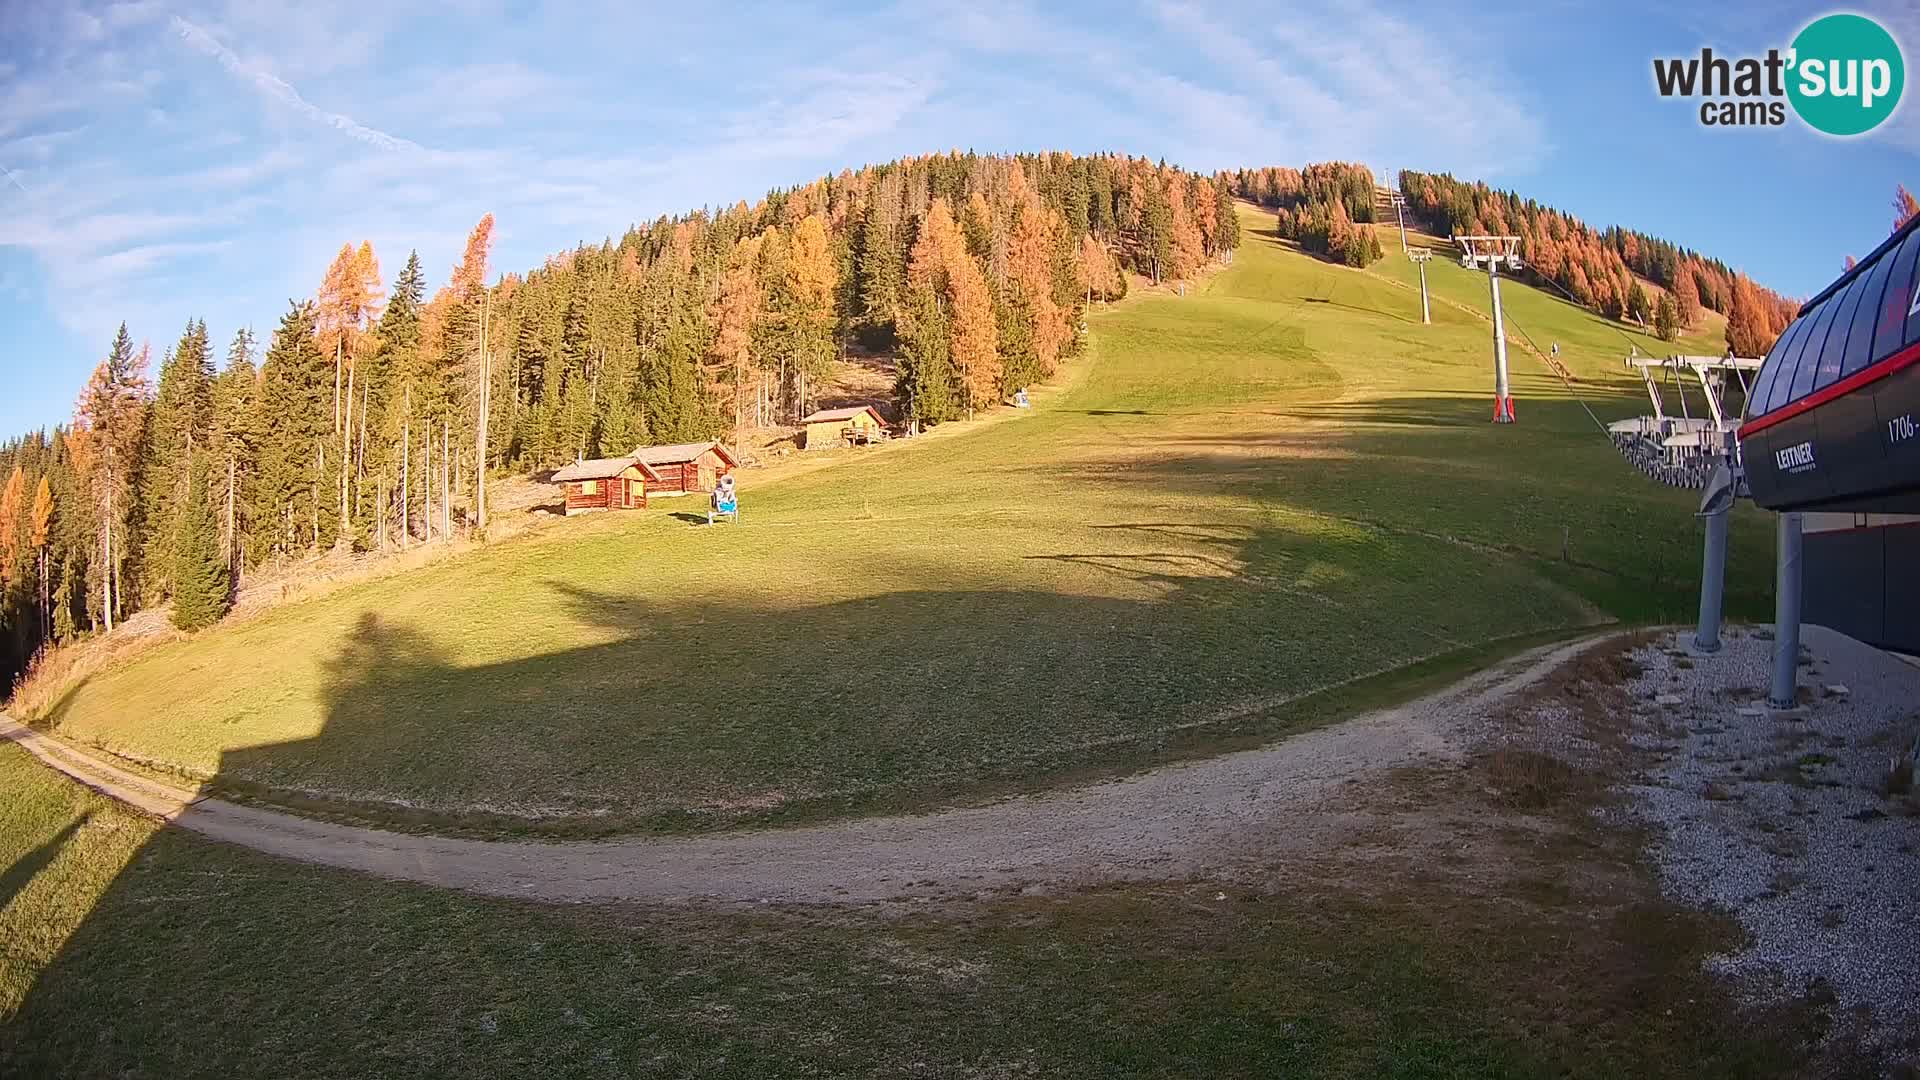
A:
1,0,1916,436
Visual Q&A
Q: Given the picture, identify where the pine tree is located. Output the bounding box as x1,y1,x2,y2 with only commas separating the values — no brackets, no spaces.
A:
375,253,426,537
212,328,260,566
896,285,955,426
1627,281,1652,325
1212,180,1240,257
169,459,229,632
382,252,427,354
140,319,214,599
856,174,910,343
255,303,329,553
555,286,597,457
1142,174,1173,283
994,283,1036,394
1654,292,1680,341
74,324,149,631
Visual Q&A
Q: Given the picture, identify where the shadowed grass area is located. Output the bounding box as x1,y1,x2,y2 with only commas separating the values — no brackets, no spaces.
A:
21,206,1774,831
0,659,1858,1080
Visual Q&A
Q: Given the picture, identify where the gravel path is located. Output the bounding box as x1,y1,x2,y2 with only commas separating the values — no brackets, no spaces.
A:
1620,625,1920,1057
0,634,1601,905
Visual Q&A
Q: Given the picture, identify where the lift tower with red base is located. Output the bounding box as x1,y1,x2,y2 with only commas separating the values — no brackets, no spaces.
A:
1453,235,1524,423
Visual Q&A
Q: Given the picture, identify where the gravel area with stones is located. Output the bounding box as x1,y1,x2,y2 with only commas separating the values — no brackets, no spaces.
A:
1619,624,1920,1062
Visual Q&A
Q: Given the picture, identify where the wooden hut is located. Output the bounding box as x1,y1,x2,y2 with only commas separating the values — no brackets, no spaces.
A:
631,441,738,494
551,457,660,515
800,405,888,449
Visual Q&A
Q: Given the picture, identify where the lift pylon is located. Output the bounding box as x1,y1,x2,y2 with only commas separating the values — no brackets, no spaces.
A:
1453,235,1523,423
1408,248,1433,324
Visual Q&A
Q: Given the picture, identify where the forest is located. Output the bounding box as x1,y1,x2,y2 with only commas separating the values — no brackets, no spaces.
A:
1222,163,1386,268
1396,169,1800,353
0,151,1243,691
0,151,1820,694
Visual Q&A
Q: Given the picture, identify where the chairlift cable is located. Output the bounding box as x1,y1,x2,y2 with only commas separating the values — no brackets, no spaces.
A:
1501,313,1612,437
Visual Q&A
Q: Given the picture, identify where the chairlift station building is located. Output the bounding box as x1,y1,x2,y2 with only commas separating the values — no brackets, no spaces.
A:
1739,213,1920,653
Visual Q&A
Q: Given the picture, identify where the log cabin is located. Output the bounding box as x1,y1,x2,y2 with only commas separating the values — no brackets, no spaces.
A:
800,405,888,449
630,440,738,494
551,457,660,515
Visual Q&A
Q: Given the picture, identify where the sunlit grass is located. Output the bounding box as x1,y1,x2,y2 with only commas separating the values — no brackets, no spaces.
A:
20,206,1772,832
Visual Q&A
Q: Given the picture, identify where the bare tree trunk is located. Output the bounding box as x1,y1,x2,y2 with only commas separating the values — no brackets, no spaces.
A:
424,423,433,542
475,295,490,533
333,341,342,435
225,455,236,581
442,420,451,543
311,445,321,549
357,377,368,519
402,387,412,548
101,477,113,633
339,361,353,546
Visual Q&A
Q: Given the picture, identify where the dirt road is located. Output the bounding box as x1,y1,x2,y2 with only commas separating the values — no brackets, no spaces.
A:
2,634,1604,905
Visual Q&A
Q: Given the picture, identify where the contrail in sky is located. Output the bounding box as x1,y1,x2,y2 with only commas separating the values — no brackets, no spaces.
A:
169,15,424,153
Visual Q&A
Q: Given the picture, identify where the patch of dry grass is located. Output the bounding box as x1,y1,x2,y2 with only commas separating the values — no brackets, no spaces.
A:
1480,747,1595,810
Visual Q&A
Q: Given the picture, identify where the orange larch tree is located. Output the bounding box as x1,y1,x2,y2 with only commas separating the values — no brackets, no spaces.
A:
709,234,764,433
0,466,23,593
1895,184,1919,233
785,214,840,418
31,473,53,637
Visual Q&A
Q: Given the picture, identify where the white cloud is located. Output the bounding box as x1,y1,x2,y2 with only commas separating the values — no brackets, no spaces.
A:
720,70,938,158
411,62,570,128
94,239,232,276
167,14,426,152
1148,0,1547,176
3,0,1565,429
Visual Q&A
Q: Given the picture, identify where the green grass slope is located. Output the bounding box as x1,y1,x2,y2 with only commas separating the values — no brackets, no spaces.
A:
0,736,1835,1079
23,205,1774,832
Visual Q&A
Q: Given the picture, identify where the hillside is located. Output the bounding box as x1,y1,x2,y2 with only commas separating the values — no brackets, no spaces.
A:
13,204,1774,835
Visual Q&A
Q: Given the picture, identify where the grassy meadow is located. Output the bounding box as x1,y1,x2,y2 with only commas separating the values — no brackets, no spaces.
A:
17,206,1776,832
0,723,1845,1079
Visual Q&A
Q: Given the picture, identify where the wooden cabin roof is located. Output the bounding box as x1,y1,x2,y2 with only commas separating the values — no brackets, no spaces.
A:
552,457,661,482
629,440,738,468
800,404,887,426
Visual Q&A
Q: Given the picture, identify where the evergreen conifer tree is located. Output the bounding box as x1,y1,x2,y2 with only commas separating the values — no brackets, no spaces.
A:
170,459,229,631
1654,292,1680,341
140,319,214,599
255,302,329,553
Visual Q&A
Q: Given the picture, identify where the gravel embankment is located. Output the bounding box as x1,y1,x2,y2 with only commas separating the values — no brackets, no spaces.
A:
1620,625,1920,1058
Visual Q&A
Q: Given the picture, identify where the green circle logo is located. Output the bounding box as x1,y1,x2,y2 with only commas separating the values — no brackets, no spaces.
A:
1788,13,1905,136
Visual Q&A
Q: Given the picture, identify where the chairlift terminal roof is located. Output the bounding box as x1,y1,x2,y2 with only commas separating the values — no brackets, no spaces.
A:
1740,213,1920,513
